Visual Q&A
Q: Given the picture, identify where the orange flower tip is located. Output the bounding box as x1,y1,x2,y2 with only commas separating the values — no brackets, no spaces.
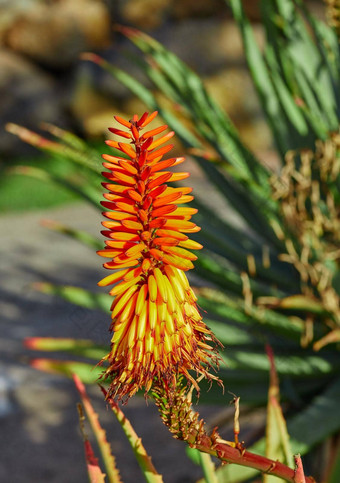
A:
105,140,120,148
137,112,149,126
108,127,132,139
114,115,132,128
140,111,158,128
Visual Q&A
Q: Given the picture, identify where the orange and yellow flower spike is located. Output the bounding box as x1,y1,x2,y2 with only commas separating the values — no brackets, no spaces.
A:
98,112,220,400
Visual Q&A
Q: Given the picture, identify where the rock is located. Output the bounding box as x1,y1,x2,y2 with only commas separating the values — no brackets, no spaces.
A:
172,0,227,19
5,0,111,68
237,118,273,153
120,0,171,29
0,49,68,157
204,67,259,120
69,67,118,133
0,0,37,46
153,19,264,76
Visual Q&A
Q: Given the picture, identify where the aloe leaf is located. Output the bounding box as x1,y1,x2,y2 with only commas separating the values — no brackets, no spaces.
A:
193,199,296,288
221,348,340,379
6,123,102,175
25,337,108,360
192,158,282,251
41,123,91,151
264,46,308,137
77,405,107,483
259,294,327,315
74,375,122,483
82,53,157,110
119,27,269,185
288,376,340,453
194,222,297,291
229,0,289,157
100,386,164,483
197,291,304,341
266,0,338,131
264,346,294,483
30,359,102,384
87,53,204,150
294,70,330,138
33,282,111,313
186,448,218,483
328,445,340,483
196,252,284,298
298,2,340,80
8,165,100,208
41,219,102,249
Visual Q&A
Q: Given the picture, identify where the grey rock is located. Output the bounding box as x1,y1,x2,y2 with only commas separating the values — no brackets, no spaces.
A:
0,49,68,156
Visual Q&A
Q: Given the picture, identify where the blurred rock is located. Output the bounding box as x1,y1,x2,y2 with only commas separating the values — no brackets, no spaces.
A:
69,68,118,132
0,49,67,157
0,0,36,46
120,0,171,29
5,0,111,68
205,67,259,120
172,0,226,19
241,0,261,21
237,118,273,153
154,19,264,75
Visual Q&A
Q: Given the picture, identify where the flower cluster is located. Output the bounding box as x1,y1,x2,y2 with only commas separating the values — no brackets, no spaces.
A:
98,112,220,400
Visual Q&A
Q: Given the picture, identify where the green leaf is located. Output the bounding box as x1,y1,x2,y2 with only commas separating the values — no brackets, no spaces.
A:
41,219,102,250
328,445,340,483
264,46,308,136
82,53,157,109
288,376,340,453
6,123,102,175
187,448,218,483
8,165,100,209
26,337,108,360
118,27,270,186
101,386,164,483
260,295,327,314
30,359,103,384
264,346,293,483
33,282,111,313
229,0,289,157
197,291,303,341
74,375,122,483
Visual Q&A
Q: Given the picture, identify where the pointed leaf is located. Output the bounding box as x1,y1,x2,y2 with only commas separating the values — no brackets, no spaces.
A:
74,375,122,483
33,282,111,313
25,337,108,360
41,219,102,250
264,346,293,483
30,358,103,384
77,404,108,483
100,387,164,483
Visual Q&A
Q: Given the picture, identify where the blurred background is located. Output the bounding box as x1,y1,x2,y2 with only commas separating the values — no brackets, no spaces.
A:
0,1,329,482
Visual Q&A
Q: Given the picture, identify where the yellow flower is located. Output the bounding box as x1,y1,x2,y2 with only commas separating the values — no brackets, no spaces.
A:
98,112,220,400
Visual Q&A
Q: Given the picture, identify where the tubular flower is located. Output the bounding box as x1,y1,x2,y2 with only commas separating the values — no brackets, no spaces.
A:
98,112,221,400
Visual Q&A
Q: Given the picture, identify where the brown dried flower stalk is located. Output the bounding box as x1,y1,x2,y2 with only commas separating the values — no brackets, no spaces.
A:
270,131,340,348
